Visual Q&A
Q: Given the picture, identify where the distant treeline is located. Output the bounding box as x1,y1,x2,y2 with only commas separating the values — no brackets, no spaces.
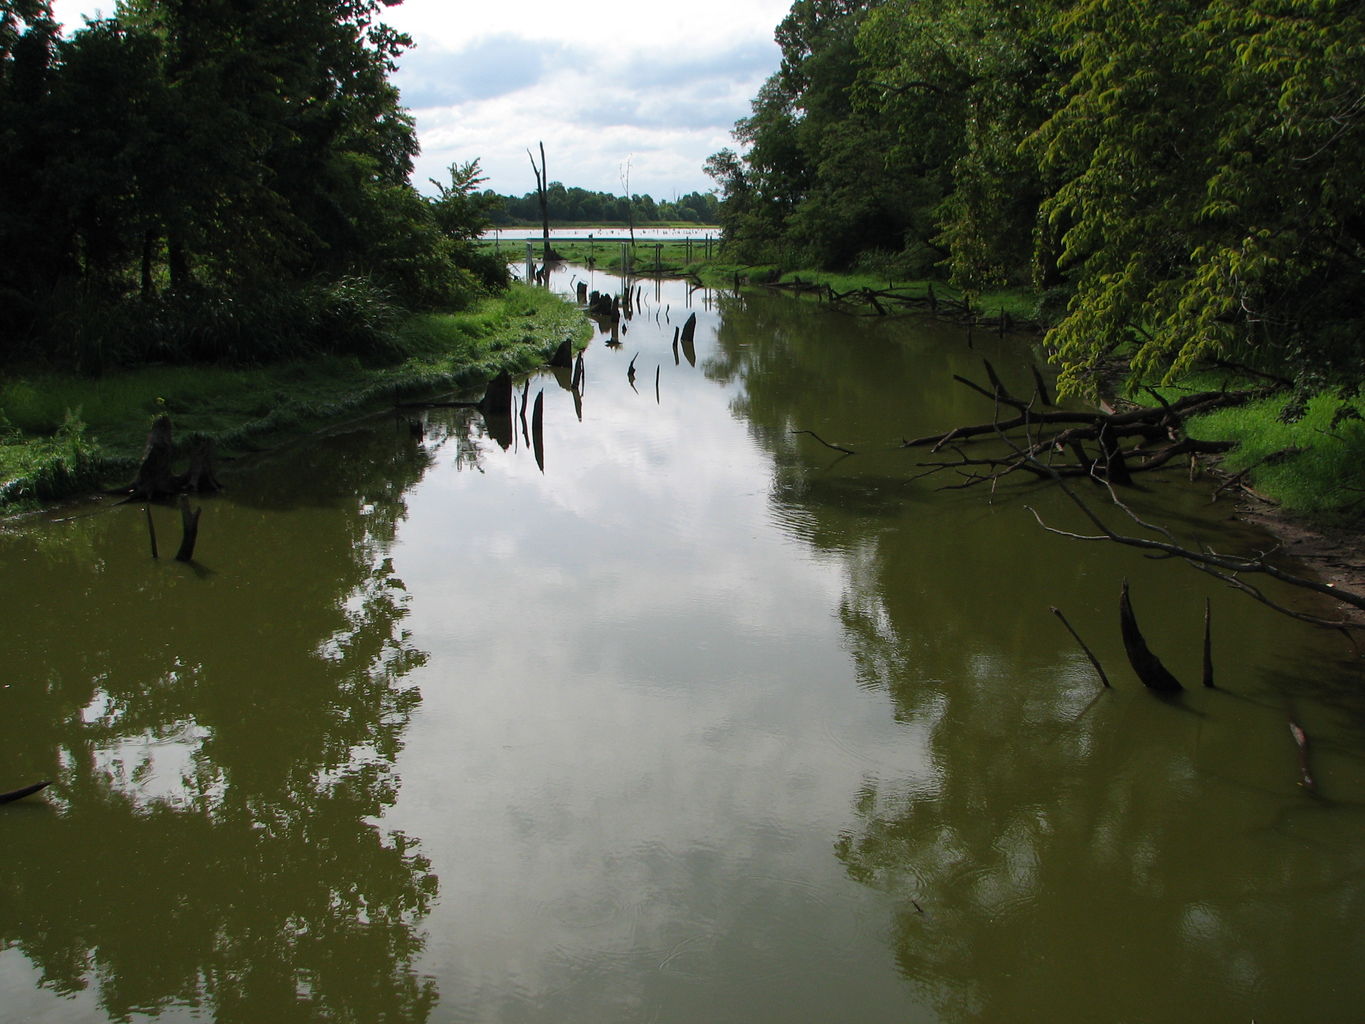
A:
486,186,720,226
708,0,1365,394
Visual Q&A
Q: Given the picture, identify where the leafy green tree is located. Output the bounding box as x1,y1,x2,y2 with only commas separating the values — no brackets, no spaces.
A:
1032,0,1365,393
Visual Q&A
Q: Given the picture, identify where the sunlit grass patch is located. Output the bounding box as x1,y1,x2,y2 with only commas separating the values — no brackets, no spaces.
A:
1188,390,1365,516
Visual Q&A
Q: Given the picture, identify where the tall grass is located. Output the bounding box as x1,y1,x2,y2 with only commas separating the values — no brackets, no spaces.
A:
1187,390,1365,516
0,283,588,508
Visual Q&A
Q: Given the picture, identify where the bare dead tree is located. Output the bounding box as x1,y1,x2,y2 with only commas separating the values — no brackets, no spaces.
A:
526,142,557,261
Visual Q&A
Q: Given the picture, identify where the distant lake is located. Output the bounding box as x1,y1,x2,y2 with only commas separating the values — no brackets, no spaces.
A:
483,226,720,242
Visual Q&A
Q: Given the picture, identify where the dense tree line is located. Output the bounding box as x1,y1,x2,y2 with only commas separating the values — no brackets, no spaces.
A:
709,0,1365,393
487,185,720,227
0,0,503,371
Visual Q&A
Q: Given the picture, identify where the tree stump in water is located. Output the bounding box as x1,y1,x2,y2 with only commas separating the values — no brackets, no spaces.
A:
549,339,574,368
478,369,514,416
128,415,222,499
130,415,179,499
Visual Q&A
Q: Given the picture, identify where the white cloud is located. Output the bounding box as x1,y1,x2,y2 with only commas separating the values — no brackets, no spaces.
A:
50,0,791,200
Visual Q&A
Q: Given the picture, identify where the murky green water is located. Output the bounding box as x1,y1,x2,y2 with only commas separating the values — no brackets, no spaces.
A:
3,267,1363,1023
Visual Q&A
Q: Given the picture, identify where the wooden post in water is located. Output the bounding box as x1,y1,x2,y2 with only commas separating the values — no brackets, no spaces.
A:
145,504,159,560
174,494,201,563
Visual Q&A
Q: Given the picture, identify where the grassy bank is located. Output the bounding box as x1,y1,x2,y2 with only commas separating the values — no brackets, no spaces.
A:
0,284,589,510
1180,387,1365,519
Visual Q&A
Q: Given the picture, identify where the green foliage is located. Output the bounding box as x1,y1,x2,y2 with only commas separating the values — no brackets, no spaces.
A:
0,406,102,504
0,1,505,372
714,0,1364,398
0,283,589,506
1188,389,1365,515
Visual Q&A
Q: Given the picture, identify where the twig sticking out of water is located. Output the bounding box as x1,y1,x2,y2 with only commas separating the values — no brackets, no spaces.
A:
792,430,857,455
1050,606,1111,689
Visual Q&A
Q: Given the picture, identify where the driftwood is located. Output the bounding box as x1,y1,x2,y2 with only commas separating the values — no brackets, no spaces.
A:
0,780,51,804
906,362,1251,491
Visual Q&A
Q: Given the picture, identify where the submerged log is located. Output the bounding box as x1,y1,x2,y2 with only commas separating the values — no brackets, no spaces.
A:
1118,580,1183,692
0,780,51,804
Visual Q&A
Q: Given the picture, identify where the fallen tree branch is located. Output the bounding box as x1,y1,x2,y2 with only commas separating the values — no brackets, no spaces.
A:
1025,468,1365,631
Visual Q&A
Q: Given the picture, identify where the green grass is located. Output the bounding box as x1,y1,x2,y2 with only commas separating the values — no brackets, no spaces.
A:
0,284,589,509
1183,389,1365,517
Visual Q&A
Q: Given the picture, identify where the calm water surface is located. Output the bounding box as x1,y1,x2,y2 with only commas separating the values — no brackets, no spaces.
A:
3,266,1363,1022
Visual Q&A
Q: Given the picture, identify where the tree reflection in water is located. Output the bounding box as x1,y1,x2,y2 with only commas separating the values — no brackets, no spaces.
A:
709,290,1365,1021
0,416,504,1022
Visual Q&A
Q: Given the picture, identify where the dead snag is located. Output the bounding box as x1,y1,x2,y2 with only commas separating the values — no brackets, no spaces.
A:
1202,598,1215,689
479,369,515,417
531,390,545,473
1118,580,1183,692
174,494,201,563
0,781,51,804
1050,606,1111,688
130,414,179,499
680,312,697,345
549,338,574,368
145,505,159,559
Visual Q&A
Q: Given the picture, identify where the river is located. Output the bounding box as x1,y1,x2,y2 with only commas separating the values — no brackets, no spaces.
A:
2,265,1362,1022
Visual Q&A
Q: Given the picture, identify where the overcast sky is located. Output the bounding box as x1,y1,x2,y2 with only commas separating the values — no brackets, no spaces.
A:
48,0,791,200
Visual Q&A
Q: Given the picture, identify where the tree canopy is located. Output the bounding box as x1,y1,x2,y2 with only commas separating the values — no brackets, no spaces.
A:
0,0,505,370
711,0,1365,393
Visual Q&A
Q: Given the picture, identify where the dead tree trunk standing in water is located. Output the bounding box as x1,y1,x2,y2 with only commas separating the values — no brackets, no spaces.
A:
175,495,201,563
1118,580,1184,692
527,142,558,262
